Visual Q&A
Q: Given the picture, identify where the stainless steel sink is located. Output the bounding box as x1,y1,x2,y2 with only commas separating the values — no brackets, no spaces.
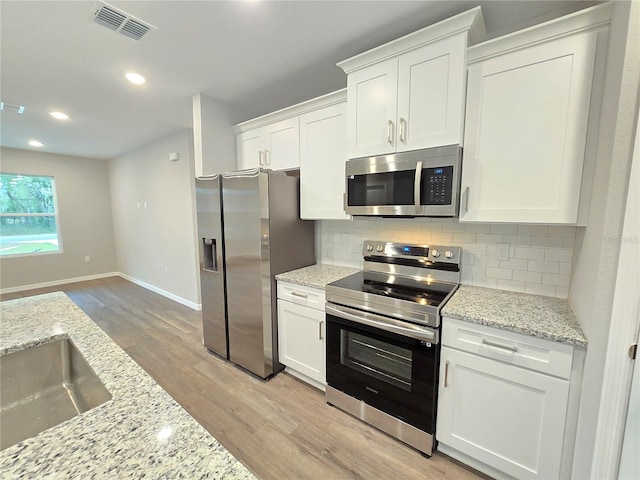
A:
0,339,112,450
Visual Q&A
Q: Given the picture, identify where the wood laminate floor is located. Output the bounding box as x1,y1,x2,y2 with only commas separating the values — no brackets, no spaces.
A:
1,277,489,480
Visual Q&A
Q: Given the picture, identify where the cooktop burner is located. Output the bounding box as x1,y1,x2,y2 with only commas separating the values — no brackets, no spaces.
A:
325,240,462,328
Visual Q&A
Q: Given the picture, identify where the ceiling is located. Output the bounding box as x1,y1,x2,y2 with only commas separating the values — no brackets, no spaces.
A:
0,0,599,160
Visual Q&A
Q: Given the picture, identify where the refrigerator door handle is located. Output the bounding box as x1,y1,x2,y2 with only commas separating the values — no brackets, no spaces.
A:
222,168,261,179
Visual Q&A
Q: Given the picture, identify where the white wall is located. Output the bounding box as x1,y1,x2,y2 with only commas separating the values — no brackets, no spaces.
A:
568,1,640,477
318,218,576,298
0,147,117,291
109,129,200,308
192,93,237,176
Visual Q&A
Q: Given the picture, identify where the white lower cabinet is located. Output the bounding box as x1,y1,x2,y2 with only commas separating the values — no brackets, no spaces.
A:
437,318,579,479
277,282,326,390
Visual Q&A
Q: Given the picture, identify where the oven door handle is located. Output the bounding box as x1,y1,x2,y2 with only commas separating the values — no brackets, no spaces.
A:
326,304,437,344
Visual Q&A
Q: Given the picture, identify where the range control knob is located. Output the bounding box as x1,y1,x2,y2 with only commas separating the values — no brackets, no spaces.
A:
431,249,440,258
445,250,455,259
366,244,374,252
376,245,384,253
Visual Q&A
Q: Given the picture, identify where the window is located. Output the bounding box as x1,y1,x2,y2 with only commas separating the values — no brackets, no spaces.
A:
0,173,61,257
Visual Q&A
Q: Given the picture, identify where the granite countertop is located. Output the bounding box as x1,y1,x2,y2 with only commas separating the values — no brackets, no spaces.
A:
0,292,255,479
276,264,360,290
442,285,587,347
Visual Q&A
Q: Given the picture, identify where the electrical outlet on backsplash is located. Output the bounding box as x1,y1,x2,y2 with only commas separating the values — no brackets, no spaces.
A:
316,219,576,299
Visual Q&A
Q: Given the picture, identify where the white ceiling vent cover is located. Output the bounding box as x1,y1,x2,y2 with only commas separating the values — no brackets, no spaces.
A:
90,2,157,41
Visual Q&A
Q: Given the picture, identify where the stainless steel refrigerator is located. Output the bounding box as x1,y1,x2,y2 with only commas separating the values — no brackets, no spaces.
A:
195,169,315,379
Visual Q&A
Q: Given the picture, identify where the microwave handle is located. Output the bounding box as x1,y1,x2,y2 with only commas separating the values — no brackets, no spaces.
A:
414,161,423,214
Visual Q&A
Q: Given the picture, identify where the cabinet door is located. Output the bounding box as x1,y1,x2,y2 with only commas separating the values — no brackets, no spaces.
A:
277,299,325,385
437,346,570,479
396,34,466,152
264,117,300,171
347,58,398,158
460,31,597,223
299,102,349,220
237,129,264,170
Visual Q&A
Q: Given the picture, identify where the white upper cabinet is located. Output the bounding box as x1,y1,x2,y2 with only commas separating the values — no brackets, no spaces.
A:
237,117,299,171
339,7,486,159
347,58,398,156
460,3,613,224
299,91,349,220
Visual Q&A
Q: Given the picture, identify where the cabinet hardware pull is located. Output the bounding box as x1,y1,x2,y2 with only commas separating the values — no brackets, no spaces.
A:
265,149,270,166
461,186,470,215
399,117,406,144
319,320,324,340
481,338,518,352
259,151,264,166
387,120,394,145
290,291,308,299
444,360,449,388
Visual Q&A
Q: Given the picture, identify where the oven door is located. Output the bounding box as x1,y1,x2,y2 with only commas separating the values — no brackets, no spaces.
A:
326,304,439,434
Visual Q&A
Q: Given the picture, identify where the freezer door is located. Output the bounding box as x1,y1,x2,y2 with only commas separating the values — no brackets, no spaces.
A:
195,176,228,358
222,169,274,378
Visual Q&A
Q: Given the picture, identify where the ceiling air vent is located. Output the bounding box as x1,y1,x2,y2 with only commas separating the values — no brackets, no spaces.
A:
90,2,156,41
0,102,25,114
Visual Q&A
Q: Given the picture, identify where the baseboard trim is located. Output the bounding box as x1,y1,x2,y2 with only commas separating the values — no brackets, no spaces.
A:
0,272,120,295
117,273,201,311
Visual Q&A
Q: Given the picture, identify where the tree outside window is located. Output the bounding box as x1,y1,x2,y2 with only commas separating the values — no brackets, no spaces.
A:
0,173,62,257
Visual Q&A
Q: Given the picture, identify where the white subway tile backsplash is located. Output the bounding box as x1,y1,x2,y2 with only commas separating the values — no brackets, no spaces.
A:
559,262,572,275
490,224,519,235
318,220,576,299
452,233,477,244
502,235,532,246
497,279,525,293
514,247,545,260
431,231,453,243
486,267,512,280
525,283,556,297
513,270,542,284
542,272,571,287
475,256,500,268
528,260,560,273
545,248,573,263
464,223,492,234
477,234,503,244
464,243,487,256
499,258,528,270
531,236,565,248
518,225,549,236
443,223,467,233
473,277,498,289
548,226,577,237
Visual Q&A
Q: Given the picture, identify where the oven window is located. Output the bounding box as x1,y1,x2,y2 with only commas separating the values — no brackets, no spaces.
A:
347,171,415,206
340,330,412,391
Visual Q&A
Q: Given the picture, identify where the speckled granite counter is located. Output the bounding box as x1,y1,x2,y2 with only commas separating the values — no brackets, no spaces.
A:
442,285,587,347
0,292,255,479
276,264,359,290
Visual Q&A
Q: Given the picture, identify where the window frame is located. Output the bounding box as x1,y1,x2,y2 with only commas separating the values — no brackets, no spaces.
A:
0,172,64,258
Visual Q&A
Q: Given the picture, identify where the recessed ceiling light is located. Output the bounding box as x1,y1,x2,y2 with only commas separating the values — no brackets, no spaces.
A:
50,111,69,120
124,72,146,85
29,140,44,147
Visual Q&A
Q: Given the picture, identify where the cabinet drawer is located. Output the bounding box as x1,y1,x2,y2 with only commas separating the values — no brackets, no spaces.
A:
277,282,325,311
442,317,574,379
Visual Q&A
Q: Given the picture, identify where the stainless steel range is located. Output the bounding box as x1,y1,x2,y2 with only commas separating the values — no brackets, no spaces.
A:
325,240,461,456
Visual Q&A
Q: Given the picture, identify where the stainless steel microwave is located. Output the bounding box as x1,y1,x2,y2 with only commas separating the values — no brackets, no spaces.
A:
344,145,462,217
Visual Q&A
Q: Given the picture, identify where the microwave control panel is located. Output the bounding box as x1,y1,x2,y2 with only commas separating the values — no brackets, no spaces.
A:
423,166,454,205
